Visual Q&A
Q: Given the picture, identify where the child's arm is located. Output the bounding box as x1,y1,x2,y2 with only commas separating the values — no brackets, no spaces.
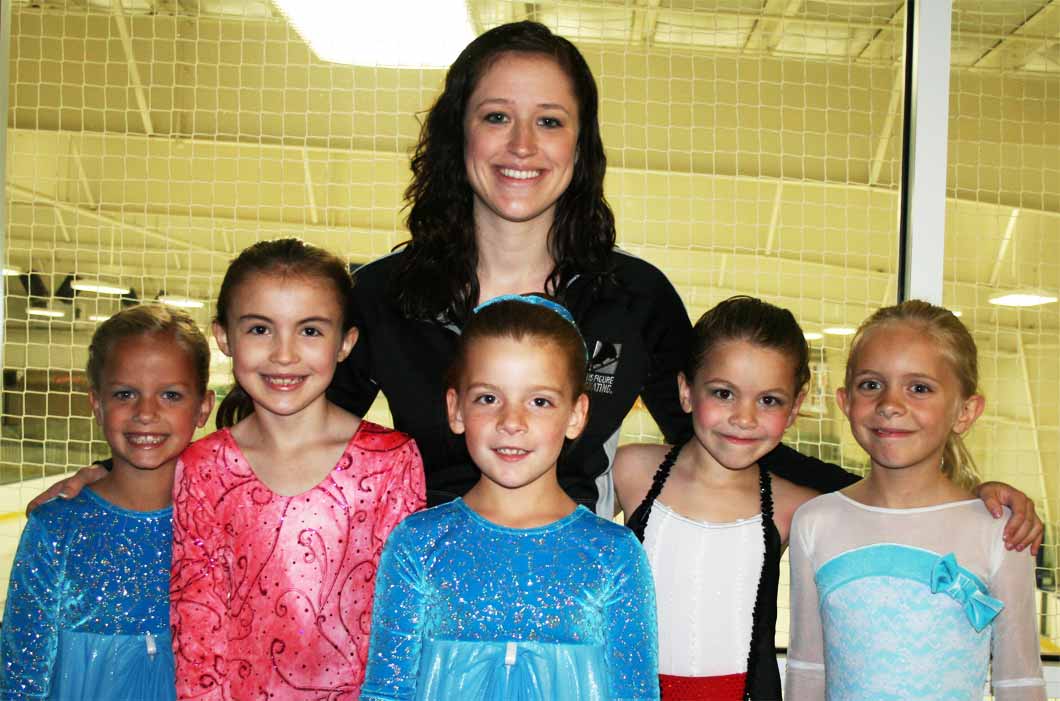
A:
359,522,426,701
170,458,227,701
0,513,63,700
612,443,667,518
988,522,1046,701
784,509,826,700
603,530,660,701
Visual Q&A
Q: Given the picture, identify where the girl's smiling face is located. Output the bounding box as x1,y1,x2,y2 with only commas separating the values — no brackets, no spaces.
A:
90,332,214,475
213,273,358,421
446,335,588,493
679,339,804,472
837,322,984,475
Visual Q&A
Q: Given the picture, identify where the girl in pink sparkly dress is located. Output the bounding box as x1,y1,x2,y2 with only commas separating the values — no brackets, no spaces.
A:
170,239,426,701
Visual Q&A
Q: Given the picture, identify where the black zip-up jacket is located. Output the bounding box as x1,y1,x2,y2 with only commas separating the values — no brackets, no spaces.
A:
329,248,857,507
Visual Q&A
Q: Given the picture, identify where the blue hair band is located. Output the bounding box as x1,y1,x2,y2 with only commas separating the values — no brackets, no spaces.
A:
474,294,576,325
473,294,588,362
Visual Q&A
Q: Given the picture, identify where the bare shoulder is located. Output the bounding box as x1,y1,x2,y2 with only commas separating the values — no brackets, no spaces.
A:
613,443,670,518
770,474,822,545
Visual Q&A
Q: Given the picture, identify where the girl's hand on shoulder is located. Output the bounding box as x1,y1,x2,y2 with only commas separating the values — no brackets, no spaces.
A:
976,481,1043,555
613,443,669,519
25,464,109,515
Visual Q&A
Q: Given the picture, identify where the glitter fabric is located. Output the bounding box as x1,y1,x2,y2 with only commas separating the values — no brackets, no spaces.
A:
171,421,425,700
360,499,660,701
1,488,175,701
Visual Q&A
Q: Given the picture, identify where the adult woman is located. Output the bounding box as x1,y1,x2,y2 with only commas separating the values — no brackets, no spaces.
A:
35,22,1042,547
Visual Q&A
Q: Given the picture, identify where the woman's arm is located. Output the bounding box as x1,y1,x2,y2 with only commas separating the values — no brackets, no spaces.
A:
360,522,426,701
0,514,63,700
988,521,1046,701
327,272,381,417
603,531,660,701
637,271,693,446
784,510,826,700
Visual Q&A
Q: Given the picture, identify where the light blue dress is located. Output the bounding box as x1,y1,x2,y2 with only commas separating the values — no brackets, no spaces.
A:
360,499,659,701
0,488,175,701
786,493,1045,701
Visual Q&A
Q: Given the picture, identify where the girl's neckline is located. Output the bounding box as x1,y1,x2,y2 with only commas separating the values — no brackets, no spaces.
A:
835,491,981,514
84,485,173,518
653,499,763,529
220,421,366,498
454,497,588,534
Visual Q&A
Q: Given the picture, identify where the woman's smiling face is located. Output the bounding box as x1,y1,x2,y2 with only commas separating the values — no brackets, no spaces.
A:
463,52,580,231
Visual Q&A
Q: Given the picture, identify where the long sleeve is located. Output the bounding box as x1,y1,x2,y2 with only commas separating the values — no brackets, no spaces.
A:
359,522,425,701
328,276,382,417
759,443,859,493
988,529,1046,701
171,458,228,701
604,531,660,701
0,515,63,700
784,511,826,701
638,271,693,446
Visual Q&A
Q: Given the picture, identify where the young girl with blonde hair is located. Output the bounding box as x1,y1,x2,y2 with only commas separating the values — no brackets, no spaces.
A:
786,300,1044,700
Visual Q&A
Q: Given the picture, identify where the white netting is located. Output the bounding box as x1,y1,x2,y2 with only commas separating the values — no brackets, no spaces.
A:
1,0,1056,684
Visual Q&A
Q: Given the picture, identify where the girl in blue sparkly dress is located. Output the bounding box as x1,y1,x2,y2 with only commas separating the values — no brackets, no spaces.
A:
0,305,214,700
361,295,659,701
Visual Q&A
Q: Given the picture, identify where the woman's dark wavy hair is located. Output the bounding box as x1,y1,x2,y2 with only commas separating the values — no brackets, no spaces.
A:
687,296,811,394
394,21,616,322
213,238,355,428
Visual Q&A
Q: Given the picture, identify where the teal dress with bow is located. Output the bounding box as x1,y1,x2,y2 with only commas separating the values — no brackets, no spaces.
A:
786,493,1045,701
360,499,659,701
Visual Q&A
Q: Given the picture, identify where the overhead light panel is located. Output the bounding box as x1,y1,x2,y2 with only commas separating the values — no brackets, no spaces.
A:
988,293,1058,308
2,267,20,276
273,0,475,67
804,332,824,341
159,296,205,309
823,326,856,336
89,315,111,322
72,280,131,295
28,309,65,318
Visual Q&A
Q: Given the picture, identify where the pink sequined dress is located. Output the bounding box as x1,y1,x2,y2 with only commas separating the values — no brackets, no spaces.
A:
170,421,425,700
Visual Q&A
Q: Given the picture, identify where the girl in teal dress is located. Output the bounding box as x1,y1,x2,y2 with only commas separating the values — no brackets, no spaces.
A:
361,296,659,701
1,305,214,700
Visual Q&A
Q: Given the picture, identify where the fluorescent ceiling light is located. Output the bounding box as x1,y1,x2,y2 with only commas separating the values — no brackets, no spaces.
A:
803,331,824,341
273,0,475,68
28,308,65,318
823,326,856,336
71,280,131,295
89,315,111,322
951,310,963,317
988,293,1058,308
160,296,205,309
2,267,20,276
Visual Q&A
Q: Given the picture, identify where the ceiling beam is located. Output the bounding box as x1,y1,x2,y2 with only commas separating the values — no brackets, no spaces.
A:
988,208,1021,287
302,148,320,226
630,0,662,47
868,67,903,186
973,0,1060,70
111,0,155,136
856,3,903,64
743,0,803,53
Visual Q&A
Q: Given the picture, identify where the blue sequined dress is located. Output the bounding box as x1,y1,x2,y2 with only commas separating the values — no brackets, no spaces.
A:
0,488,175,701
360,498,659,701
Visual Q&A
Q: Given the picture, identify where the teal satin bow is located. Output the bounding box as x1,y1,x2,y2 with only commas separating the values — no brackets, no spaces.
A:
929,552,1004,632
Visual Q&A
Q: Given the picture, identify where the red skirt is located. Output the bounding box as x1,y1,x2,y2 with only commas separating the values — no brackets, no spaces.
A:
659,672,746,701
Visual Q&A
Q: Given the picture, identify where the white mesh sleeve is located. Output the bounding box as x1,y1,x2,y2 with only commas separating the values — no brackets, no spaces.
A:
784,508,826,701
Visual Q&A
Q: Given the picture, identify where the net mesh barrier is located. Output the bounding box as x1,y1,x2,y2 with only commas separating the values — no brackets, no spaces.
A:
1,0,1057,669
